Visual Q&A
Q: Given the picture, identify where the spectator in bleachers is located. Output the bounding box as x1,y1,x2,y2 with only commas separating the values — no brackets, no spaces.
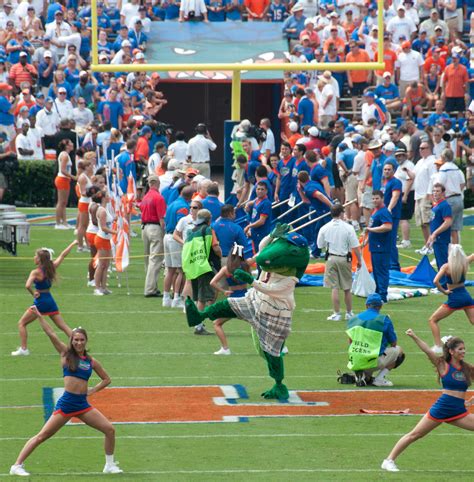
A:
426,100,450,127
121,0,141,27
346,40,371,118
375,72,402,111
0,3,19,29
442,51,469,114
45,10,72,54
395,40,424,98
9,51,37,91
282,2,306,49
226,0,244,21
179,0,209,22
420,9,449,38
402,81,426,119
412,29,431,56
386,5,417,44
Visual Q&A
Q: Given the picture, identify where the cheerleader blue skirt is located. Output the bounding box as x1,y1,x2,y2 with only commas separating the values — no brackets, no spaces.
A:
32,292,59,316
428,394,468,422
53,391,92,418
444,287,474,310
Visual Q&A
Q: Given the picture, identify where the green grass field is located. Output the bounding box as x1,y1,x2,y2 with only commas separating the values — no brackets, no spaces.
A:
0,208,473,481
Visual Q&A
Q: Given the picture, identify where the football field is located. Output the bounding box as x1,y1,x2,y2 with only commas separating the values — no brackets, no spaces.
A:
0,209,473,480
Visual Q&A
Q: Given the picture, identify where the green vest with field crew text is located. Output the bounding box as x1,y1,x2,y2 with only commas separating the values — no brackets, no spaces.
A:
182,225,213,281
346,314,385,371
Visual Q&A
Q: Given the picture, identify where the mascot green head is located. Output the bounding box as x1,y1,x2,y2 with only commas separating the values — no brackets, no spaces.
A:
255,224,310,279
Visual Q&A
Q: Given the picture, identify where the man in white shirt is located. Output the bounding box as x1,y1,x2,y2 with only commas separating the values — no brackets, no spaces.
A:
120,0,140,27
15,122,35,160
394,148,416,248
36,97,60,137
53,87,74,120
438,148,465,244
395,40,424,98
320,12,345,42
315,78,336,129
26,115,43,160
413,141,436,245
317,203,361,321
45,10,72,54
419,9,449,38
111,40,132,64
0,3,20,29
129,5,152,32
386,6,416,44
186,123,216,178
148,142,167,175
159,158,182,192
259,118,275,158
167,131,188,163
72,97,94,135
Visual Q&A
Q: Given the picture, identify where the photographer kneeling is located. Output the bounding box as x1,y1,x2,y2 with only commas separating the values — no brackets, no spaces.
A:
346,293,404,387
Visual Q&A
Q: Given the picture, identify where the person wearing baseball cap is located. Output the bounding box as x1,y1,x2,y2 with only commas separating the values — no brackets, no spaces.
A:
347,292,404,388
375,72,402,111
386,4,416,44
395,36,424,98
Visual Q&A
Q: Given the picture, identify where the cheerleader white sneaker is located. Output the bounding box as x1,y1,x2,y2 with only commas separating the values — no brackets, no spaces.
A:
10,464,30,476
327,312,341,321
103,462,123,474
214,347,231,355
11,347,30,356
381,459,399,472
162,296,172,308
93,289,105,296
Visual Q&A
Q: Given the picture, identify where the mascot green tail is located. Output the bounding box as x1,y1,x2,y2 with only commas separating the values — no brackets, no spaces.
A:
185,223,310,400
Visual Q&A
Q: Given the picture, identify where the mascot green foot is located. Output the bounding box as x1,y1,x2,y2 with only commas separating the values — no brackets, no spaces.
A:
185,297,236,327
261,351,289,400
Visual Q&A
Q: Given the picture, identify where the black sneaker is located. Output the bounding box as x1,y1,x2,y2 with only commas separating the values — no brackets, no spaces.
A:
145,291,163,298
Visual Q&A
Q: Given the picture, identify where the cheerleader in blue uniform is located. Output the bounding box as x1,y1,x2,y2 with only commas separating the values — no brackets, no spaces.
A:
428,245,474,353
210,244,250,355
382,330,474,472
11,241,77,357
10,307,122,477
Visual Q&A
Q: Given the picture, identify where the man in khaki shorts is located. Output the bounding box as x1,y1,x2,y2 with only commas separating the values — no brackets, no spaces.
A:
317,204,362,321
413,141,436,248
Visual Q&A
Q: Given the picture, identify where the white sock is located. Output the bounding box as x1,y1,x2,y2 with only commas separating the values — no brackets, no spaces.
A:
173,293,181,300
376,368,389,380
105,454,114,465
163,292,170,298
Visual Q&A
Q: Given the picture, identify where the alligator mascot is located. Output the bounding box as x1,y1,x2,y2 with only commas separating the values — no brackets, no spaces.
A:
185,223,310,400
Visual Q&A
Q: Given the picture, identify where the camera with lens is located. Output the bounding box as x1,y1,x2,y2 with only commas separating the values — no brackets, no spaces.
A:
247,124,267,143
155,121,173,137
442,131,462,142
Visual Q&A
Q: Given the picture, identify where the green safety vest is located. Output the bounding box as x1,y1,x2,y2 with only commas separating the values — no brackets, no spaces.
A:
346,314,385,371
182,225,213,281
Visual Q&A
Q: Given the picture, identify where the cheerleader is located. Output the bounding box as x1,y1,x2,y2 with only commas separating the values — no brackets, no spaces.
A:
11,241,77,356
76,160,94,252
382,330,474,472
10,308,122,476
93,190,117,296
429,245,474,353
54,139,76,229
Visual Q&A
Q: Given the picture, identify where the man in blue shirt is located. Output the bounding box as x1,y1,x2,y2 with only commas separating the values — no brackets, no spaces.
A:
426,100,450,127
347,293,404,387
116,139,137,194
244,182,272,254
381,159,402,271
212,204,248,261
297,87,315,128
297,171,333,257
428,183,452,281
367,190,393,302
374,72,402,111
275,141,295,204
97,88,123,129
162,186,194,308
282,3,306,44
202,182,224,221
0,83,16,141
